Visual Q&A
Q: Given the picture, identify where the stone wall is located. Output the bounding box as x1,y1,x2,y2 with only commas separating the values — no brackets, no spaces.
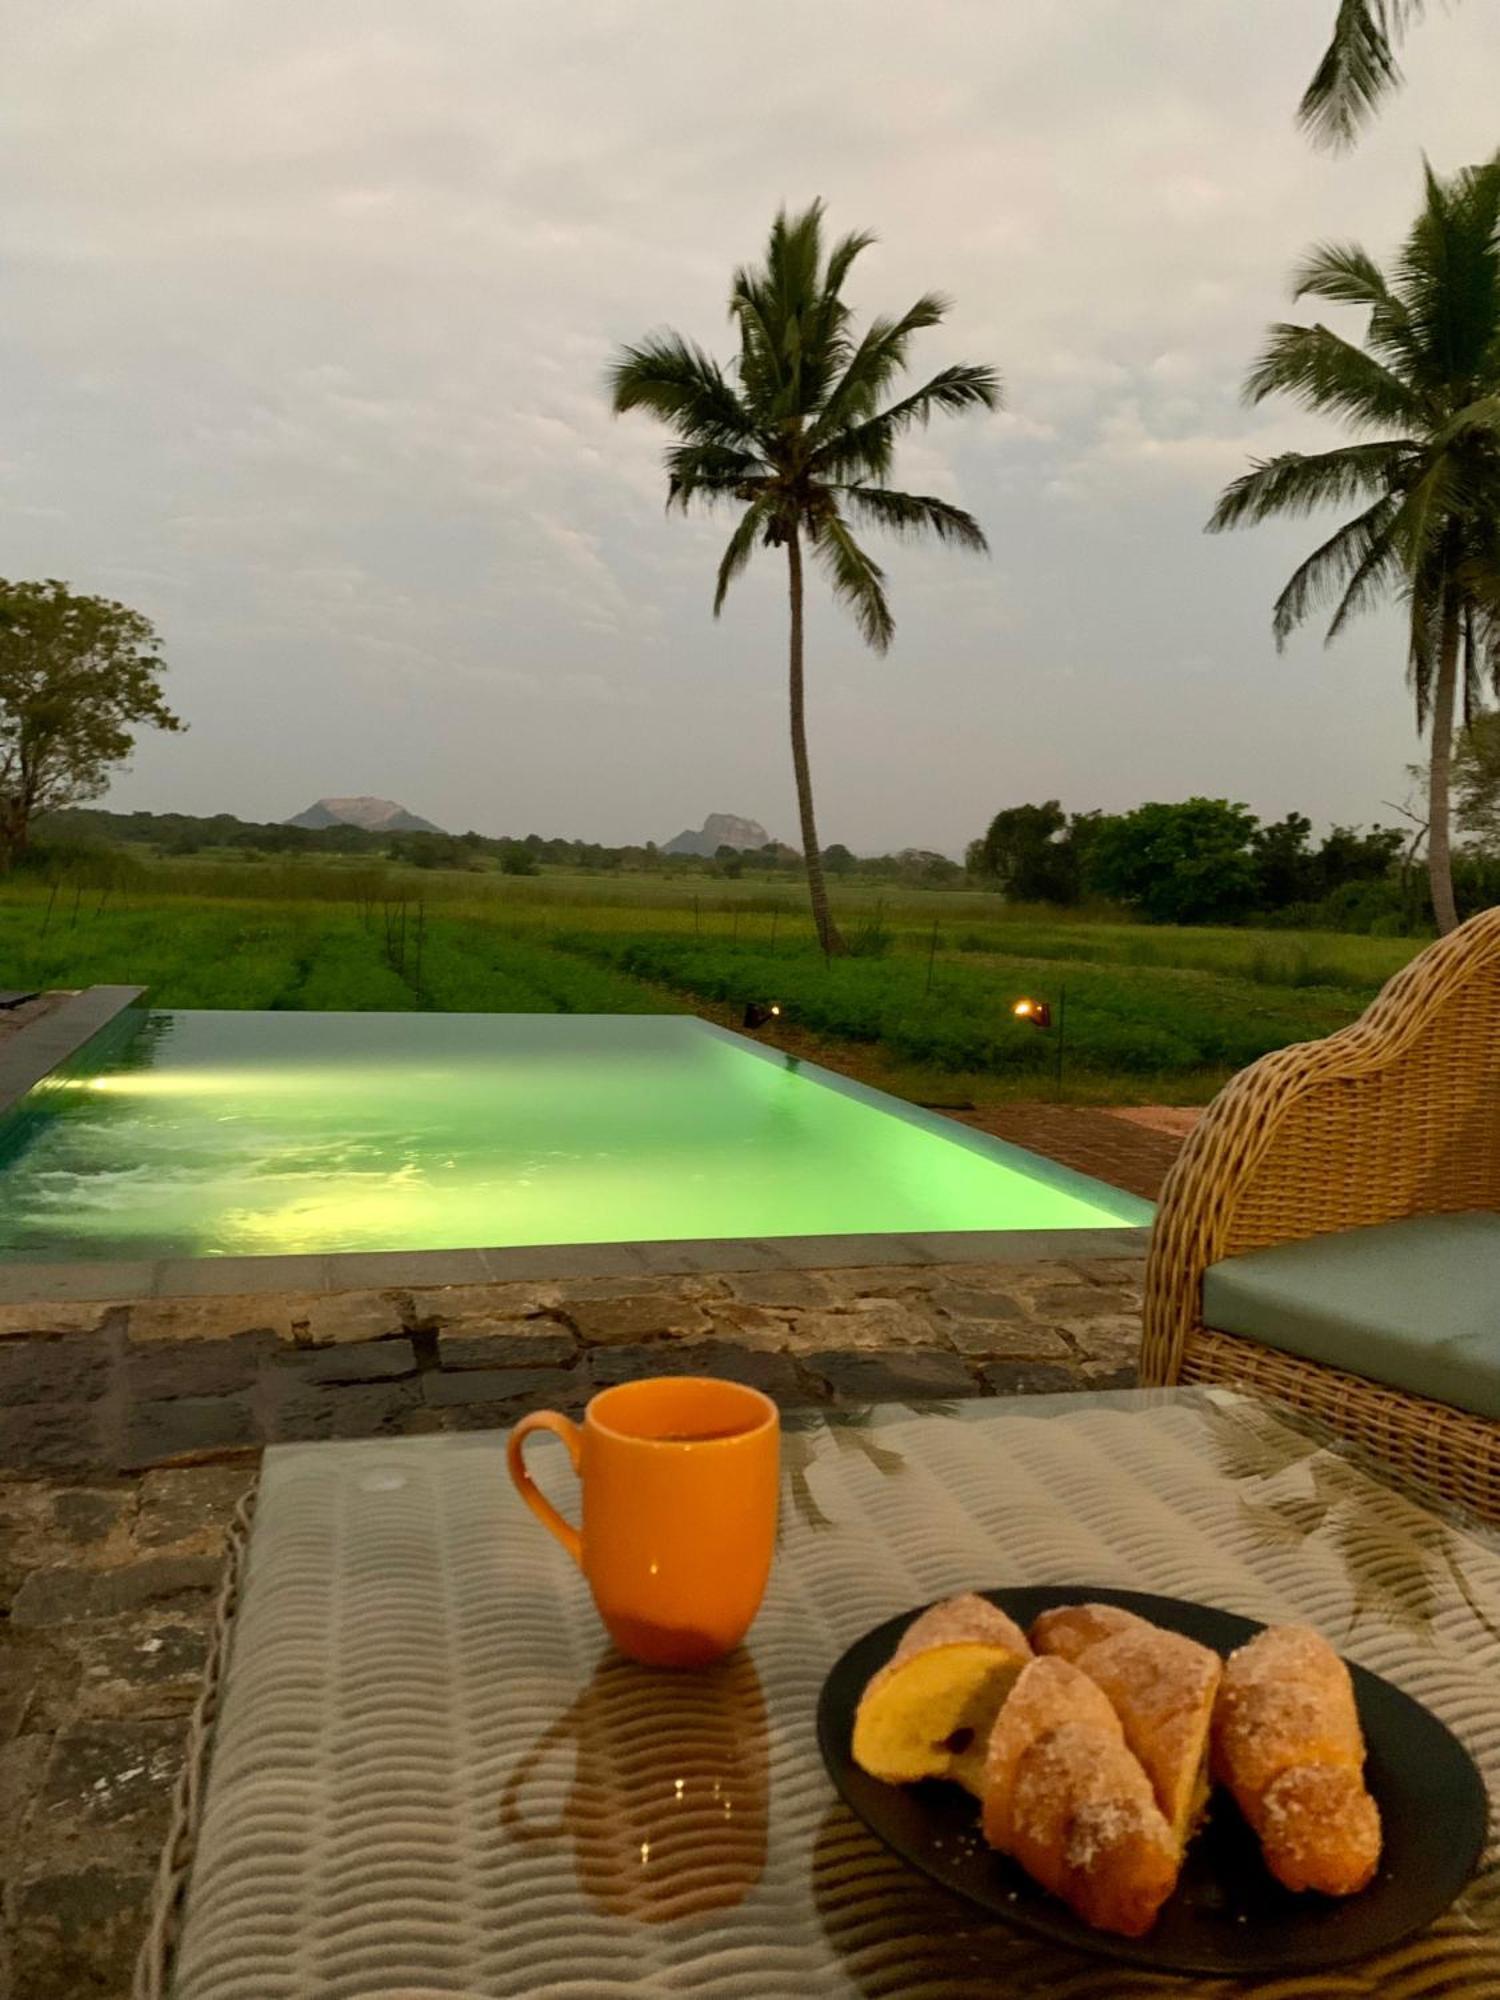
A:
0,1255,1144,1477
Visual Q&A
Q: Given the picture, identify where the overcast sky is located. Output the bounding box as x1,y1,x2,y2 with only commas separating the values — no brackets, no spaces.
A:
5,3,1500,854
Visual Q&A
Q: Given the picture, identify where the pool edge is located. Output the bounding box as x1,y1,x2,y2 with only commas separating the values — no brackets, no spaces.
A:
0,1225,1151,1303
0,985,146,1121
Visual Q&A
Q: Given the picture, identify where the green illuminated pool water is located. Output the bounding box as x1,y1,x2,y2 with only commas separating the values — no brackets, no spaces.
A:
0,1011,1149,1259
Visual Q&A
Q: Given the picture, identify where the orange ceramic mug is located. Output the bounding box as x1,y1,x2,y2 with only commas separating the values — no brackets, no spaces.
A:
507,1376,780,1668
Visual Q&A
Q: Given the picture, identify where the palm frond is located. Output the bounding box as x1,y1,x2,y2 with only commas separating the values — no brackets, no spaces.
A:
839,486,990,553
730,201,854,423
663,444,767,512
1456,516,1500,663
1325,513,1409,641
713,500,772,615
1298,0,1427,151
813,364,1001,479
1293,241,1398,310
1293,241,1424,375
1429,392,1500,453
822,227,877,302
1461,600,1483,725
1207,441,1415,532
1396,155,1500,393
815,295,952,436
1405,565,1446,729
1390,455,1461,577
1267,495,1400,645
608,334,758,447
729,274,787,413
810,512,895,651
1244,322,1426,430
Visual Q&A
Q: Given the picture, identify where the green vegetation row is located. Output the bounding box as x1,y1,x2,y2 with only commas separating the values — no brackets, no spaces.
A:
0,880,1423,1093
0,899,675,1016
0,867,1419,981
552,931,1383,1078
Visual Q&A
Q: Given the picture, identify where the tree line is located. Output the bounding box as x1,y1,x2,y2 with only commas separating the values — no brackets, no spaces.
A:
33,804,970,889
967,793,1500,933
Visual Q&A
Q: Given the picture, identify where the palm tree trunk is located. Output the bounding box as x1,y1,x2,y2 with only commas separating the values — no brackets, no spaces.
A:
1426,589,1461,936
787,529,847,956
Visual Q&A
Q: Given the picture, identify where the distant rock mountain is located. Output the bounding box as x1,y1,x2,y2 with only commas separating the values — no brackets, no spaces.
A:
286,796,444,835
662,812,775,857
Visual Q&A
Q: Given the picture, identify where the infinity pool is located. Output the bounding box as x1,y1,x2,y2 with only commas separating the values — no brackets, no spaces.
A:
0,1011,1149,1259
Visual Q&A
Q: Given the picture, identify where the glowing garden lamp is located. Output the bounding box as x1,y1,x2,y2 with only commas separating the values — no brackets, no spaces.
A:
742,1000,783,1031
1011,992,1066,1096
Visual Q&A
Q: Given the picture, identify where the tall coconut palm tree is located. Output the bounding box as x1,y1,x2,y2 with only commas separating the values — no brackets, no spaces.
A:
609,202,998,956
1209,156,1500,933
1300,2,1440,149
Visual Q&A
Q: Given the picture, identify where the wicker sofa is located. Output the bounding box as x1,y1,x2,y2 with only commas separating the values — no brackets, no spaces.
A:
1140,906,1500,1521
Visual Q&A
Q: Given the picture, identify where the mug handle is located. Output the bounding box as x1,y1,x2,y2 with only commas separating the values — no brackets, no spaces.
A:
497,1700,586,1844
507,1410,584,1569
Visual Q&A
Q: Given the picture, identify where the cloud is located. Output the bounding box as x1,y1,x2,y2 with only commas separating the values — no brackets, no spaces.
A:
1046,397,1315,504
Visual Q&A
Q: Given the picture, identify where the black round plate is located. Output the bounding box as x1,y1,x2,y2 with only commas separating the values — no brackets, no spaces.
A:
817,1585,1488,1977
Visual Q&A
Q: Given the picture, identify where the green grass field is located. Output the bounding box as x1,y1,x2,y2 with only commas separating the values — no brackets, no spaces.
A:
0,863,1423,1105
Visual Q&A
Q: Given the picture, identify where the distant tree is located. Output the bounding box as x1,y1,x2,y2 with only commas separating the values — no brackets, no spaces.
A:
610,200,998,955
822,842,857,874
0,579,183,870
976,800,1079,902
887,847,962,886
1085,799,1260,925
392,830,472,870
320,823,371,853
1209,156,1500,934
499,846,540,875
1244,815,1402,912
1315,822,1405,891
1250,812,1317,909
1064,810,1111,886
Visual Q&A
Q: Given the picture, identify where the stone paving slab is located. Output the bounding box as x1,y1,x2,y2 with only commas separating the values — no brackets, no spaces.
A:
0,1462,245,2000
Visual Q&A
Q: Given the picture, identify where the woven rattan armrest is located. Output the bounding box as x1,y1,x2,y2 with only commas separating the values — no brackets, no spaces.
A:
1142,909,1500,1387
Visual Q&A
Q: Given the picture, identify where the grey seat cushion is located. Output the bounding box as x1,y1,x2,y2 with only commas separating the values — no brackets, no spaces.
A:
1203,1210,1500,1422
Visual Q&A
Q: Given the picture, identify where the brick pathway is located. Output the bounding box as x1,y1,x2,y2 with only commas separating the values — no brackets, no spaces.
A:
958,1103,1188,1202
